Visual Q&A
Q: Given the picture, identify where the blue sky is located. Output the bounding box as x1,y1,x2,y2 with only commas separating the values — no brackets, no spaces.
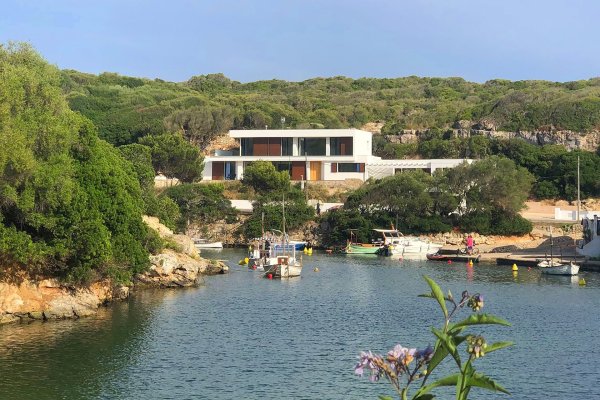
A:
2,0,599,83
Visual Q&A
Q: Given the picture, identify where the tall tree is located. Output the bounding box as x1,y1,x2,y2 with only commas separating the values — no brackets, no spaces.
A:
139,133,204,183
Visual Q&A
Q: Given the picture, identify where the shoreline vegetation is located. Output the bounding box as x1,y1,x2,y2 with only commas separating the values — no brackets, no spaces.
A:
2,42,600,325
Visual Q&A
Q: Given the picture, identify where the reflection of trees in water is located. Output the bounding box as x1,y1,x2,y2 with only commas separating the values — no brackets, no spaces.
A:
0,290,171,400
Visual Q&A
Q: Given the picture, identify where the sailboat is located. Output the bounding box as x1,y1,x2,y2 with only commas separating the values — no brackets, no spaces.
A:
537,227,580,276
263,193,302,278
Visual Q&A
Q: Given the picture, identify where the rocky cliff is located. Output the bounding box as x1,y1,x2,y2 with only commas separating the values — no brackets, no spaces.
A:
385,121,600,151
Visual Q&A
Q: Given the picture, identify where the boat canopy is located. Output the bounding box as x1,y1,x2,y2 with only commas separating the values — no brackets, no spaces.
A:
373,229,403,236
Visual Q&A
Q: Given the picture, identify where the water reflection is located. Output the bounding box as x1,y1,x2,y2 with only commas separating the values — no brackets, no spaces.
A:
0,290,167,400
0,251,598,400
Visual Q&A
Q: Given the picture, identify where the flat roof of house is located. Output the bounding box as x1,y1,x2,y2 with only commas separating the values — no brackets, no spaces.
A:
229,128,372,138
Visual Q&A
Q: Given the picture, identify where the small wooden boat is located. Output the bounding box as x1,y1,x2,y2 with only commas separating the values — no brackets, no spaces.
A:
538,260,579,276
343,229,381,255
426,252,481,263
537,227,579,275
344,243,381,254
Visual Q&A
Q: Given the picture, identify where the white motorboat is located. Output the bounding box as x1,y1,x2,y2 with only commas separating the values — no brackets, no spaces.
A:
538,260,580,276
193,239,223,249
374,229,442,257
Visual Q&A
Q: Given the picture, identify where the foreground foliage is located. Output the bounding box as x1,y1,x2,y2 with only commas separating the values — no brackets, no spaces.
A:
355,276,512,399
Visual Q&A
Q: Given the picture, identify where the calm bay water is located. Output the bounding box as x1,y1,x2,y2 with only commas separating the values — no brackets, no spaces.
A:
1,250,599,400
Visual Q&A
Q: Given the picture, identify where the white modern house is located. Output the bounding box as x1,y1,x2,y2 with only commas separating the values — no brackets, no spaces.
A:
202,128,471,182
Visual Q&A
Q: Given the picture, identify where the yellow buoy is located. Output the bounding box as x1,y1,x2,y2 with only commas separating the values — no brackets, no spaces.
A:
313,267,319,272
303,247,308,254
512,263,518,272
579,278,586,286
468,259,474,267
308,248,313,255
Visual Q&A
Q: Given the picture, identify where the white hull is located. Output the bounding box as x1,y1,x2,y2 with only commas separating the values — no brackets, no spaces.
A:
387,241,442,256
268,264,302,278
539,261,580,276
194,240,223,249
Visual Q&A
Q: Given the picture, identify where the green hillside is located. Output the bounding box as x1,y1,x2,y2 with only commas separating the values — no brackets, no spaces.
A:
62,71,600,147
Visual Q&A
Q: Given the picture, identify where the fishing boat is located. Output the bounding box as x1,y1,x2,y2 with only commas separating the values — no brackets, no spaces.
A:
538,260,580,276
537,227,579,276
262,195,302,279
193,238,223,249
343,229,381,255
374,229,442,257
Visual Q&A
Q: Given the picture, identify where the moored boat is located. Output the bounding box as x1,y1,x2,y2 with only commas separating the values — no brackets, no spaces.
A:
264,255,302,278
343,229,382,255
373,229,442,257
193,238,223,249
538,260,579,276
344,242,381,254
537,227,579,275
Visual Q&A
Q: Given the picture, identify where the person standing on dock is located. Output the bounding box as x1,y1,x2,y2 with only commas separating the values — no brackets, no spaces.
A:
466,234,474,255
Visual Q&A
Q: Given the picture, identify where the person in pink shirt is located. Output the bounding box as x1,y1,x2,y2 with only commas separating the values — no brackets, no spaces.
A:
466,234,474,254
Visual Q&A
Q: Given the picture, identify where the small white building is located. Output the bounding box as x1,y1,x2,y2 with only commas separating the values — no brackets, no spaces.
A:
202,128,471,182
578,215,600,258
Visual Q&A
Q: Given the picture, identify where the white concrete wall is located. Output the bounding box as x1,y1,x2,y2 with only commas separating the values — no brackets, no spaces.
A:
322,162,365,181
555,208,600,221
202,164,213,181
353,130,373,156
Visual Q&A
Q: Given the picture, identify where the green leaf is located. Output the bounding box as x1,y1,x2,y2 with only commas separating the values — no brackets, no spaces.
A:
455,372,466,400
411,394,435,400
378,396,394,400
485,341,514,354
427,334,466,373
423,275,448,319
413,374,459,398
465,372,510,394
432,328,461,367
449,313,511,333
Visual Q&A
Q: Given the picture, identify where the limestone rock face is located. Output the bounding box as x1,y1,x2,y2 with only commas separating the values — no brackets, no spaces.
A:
0,279,120,324
139,249,229,287
381,123,600,152
143,215,200,258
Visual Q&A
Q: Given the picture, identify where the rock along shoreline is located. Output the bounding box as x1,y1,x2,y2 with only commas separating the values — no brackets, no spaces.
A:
0,216,229,325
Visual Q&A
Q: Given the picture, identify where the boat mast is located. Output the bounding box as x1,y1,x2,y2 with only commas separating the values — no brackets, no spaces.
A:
282,192,286,256
577,155,581,222
550,226,554,262
261,211,265,253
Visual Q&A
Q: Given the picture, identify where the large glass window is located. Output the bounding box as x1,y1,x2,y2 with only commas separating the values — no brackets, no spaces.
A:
272,162,291,174
330,137,353,156
224,162,236,180
335,163,364,173
299,138,326,156
241,138,282,156
241,138,252,156
282,137,293,156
